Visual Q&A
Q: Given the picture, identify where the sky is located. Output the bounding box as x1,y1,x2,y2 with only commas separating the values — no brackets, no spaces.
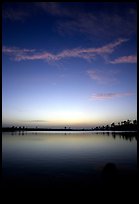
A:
2,2,137,128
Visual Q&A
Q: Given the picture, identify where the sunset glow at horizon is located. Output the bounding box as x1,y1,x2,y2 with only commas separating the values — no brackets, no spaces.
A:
2,2,137,128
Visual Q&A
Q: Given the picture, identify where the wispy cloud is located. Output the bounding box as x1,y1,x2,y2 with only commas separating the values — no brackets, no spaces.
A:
36,2,137,39
35,3,137,40
2,46,35,54
3,3,136,39
2,38,128,62
90,92,133,100
36,2,71,16
2,7,30,21
87,69,119,84
2,46,36,61
2,2,71,22
56,4,137,39
109,55,137,64
87,70,102,82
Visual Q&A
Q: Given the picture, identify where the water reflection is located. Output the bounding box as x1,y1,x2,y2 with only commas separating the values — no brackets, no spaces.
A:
2,131,137,189
9,131,137,141
110,132,137,141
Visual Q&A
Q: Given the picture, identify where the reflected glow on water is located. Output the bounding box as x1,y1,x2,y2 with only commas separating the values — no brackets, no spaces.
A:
2,131,137,188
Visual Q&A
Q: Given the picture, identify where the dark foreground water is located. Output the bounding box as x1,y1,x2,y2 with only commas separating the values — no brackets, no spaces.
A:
2,131,137,192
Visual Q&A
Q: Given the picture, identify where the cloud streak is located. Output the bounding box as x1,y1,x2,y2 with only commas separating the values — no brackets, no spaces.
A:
90,92,133,100
2,38,128,62
109,55,137,64
2,46,36,61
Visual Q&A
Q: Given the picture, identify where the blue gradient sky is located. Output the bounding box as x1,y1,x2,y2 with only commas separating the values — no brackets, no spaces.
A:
2,2,137,128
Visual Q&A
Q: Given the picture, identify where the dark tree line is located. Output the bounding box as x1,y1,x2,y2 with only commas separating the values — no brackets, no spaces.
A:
93,119,137,131
2,119,137,132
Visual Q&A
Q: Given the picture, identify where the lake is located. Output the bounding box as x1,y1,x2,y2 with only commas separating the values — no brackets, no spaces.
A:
2,131,137,192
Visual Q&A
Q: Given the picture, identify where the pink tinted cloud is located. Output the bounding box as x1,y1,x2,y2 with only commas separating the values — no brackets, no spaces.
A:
2,46,35,54
94,38,128,54
90,92,133,100
110,55,137,64
2,46,36,61
2,38,128,62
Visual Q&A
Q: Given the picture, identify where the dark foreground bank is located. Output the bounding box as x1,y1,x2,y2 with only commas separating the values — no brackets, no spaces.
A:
2,164,137,193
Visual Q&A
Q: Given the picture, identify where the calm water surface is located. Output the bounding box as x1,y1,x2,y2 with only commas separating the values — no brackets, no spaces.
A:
2,131,137,189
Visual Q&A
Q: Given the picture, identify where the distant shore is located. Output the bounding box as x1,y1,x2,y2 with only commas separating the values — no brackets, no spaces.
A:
2,119,137,132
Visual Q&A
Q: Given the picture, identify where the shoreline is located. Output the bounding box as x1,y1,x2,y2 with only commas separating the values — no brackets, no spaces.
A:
2,128,137,132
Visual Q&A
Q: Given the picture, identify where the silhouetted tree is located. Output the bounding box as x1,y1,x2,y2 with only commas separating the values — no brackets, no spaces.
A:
133,120,137,125
105,125,109,130
102,126,105,130
111,123,115,128
126,119,131,125
121,121,124,126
